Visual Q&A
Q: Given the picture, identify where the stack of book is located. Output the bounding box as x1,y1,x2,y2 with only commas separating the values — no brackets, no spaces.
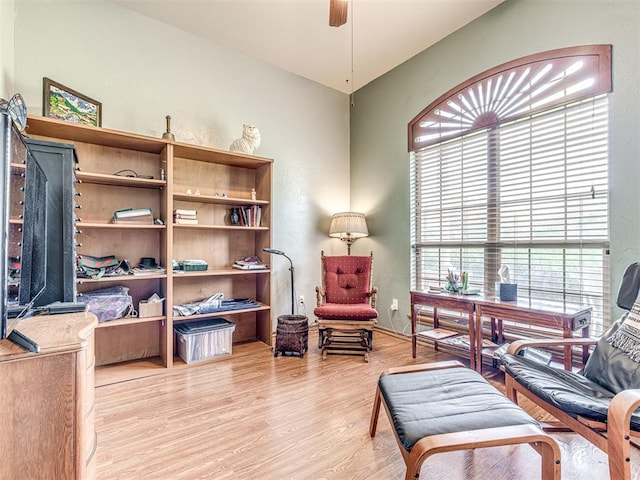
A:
112,207,154,224
232,255,268,270
240,205,261,227
174,209,198,225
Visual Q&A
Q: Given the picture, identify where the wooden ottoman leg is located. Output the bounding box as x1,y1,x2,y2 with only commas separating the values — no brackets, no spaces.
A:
404,425,560,480
369,386,382,437
535,439,562,480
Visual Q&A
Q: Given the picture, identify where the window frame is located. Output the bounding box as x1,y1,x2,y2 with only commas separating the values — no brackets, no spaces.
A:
409,45,612,331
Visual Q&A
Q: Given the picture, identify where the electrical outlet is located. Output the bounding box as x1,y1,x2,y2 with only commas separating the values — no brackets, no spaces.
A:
390,298,398,311
298,295,305,305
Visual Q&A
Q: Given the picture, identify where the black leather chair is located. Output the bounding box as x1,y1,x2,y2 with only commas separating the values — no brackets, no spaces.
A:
502,262,640,480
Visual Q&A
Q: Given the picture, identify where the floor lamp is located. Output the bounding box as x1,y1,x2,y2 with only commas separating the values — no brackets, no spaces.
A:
263,248,295,315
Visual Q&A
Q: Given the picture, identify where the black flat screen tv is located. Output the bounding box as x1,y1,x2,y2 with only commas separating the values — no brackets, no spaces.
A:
0,112,17,339
0,112,48,352
23,137,77,307
18,149,48,311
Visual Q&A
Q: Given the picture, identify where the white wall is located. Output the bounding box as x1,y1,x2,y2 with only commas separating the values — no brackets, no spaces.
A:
351,0,640,332
0,0,14,98
11,0,352,321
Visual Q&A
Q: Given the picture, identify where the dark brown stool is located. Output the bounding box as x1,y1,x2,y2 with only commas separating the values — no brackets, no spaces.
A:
274,315,309,357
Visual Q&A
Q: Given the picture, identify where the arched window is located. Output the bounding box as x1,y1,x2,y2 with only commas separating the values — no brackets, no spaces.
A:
410,45,612,332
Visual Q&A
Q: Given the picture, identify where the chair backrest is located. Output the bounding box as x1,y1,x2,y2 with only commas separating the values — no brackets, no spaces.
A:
616,262,640,310
321,253,373,305
583,262,640,393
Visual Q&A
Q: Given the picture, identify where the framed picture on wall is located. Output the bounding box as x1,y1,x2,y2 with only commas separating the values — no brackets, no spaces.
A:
42,77,102,127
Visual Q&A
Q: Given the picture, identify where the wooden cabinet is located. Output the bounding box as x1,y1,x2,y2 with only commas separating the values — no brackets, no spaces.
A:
25,115,272,385
0,312,97,480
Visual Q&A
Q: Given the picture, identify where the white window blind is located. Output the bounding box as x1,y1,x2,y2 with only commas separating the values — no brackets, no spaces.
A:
411,95,610,332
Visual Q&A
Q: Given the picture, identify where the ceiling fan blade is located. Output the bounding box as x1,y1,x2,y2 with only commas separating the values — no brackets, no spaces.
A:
329,0,348,27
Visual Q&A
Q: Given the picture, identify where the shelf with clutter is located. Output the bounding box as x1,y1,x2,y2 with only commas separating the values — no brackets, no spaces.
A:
24,113,273,385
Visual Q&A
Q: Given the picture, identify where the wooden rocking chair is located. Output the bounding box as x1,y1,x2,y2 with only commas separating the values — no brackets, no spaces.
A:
314,251,378,361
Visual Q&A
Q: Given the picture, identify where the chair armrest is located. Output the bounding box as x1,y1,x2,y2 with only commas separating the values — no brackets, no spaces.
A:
380,360,466,379
315,286,325,307
608,389,640,479
368,286,378,308
609,389,640,424
506,337,599,355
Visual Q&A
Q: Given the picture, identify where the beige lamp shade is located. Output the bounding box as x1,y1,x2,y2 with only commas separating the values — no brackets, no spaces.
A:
329,212,368,254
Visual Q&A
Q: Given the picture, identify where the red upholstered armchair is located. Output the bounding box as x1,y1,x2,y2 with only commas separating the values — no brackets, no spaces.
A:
314,252,378,361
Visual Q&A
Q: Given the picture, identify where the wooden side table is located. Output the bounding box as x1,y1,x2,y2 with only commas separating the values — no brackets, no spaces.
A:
474,299,592,373
410,290,477,371
410,290,593,374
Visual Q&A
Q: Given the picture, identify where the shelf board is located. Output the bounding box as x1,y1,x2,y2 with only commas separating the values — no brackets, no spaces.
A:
76,171,166,188
172,268,270,277
416,328,459,340
172,304,270,322
26,114,168,153
77,221,166,229
77,273,167,284
173,192,268,206
96,315,165,329
171,339,271,369
439,335,498,351
95,357,166,387
172,223,268,231
10,162,25,173
172,142,273,168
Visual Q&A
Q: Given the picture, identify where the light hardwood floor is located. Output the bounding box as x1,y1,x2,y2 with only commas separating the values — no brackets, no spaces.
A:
95,328,639,479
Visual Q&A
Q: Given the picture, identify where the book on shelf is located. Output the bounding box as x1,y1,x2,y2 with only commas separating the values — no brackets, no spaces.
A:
113,207,153,219
440,335,498,349
130,266,166,275
233,255,268,270
173,208,198,224
240,205,261,227
174,218,198,225
112,213,154,225
174,209,197,217
417,327,458,340
232,263,268,270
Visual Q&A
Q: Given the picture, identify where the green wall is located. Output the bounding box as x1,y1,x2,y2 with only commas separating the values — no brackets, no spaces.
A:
351,0,640,331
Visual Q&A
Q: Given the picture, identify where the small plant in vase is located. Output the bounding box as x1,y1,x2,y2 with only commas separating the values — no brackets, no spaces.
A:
445,269,461,293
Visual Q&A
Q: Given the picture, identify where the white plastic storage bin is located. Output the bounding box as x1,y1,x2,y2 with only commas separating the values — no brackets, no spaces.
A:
174,318,235,364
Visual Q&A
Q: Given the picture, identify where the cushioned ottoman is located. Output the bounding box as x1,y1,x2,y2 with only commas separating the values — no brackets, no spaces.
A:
369,360,561,480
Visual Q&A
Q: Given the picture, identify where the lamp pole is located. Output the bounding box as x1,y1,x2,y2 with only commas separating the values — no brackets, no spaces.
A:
263,248,295,315
343,235,354,255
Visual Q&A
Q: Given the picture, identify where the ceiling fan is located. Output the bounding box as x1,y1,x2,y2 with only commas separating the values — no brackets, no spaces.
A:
329,0,348,27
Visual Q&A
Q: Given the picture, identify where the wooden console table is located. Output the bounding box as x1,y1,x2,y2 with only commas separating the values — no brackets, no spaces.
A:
0,312,97,480
410,290,592,374
474,298,591,373
410,290,477,370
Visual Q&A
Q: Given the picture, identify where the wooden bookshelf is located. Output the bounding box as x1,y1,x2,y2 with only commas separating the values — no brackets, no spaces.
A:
26,114,273,384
